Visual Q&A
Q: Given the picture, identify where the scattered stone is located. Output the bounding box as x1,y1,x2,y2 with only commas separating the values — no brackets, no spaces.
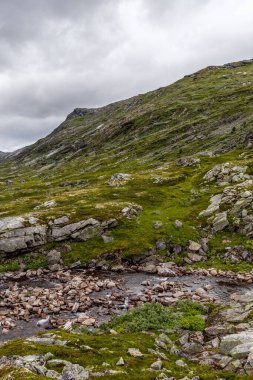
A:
102,234,114,243
175,359,187,367
150,359,163,370
212,211,229,233
53,216,69,225
127,348,143,357
35,200,57,209
4,179,13,185
61,363,89,380
108,173,131,187
177,157,200,167
122,203,143,219
188,241,201,251
46,250,63,267
153,222,164,229
173,220,182,228
116,357,125,366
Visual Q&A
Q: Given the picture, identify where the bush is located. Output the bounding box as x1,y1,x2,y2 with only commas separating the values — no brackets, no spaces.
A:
103,301,207,333
104,303,179,332
176,299,207,315
180,315,205,331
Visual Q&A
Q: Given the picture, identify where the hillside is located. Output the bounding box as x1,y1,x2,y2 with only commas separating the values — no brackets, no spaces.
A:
1,59,253,379
5,58,253,166
1,59,253,264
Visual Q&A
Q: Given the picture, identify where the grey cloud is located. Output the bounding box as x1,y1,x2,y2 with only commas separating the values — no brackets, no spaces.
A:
0,0,253,151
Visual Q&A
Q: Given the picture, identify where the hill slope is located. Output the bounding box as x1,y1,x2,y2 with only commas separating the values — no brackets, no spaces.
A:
0,58,253,269
4,58,253,166
1,59,253,379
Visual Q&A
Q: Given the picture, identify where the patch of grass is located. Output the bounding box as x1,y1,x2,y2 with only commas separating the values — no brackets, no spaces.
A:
0,260,20,273
0,366,50,379
0,327,252,379
23,254,47,270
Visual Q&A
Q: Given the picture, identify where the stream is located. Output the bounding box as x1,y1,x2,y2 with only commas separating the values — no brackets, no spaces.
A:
0,270,252,343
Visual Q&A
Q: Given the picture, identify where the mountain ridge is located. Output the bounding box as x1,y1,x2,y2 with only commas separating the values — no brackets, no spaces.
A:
1,57,253,165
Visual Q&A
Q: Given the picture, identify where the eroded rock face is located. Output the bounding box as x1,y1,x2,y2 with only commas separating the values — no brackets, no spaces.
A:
50,218,101,242
0,217,26,231
0,216,117,255
0,225,48,253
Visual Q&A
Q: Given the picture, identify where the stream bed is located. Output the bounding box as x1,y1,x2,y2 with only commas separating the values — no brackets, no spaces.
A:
0,270,252,343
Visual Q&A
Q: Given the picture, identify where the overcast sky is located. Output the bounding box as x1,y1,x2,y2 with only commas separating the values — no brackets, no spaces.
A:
0,0,253,151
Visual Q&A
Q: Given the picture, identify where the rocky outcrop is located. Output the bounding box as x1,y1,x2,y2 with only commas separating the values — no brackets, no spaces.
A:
177,157,200,167
203,163,250,185
0,216,118,255
107,173,131,187
0,354,89,379
218,245,253,264
122,203,143,219
184,239,208,264
175,289,253,375
199,179,253,235
0,220,47,254
50,218,102,242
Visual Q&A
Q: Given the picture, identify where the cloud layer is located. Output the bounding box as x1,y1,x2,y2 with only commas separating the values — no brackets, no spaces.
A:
1,0,253,151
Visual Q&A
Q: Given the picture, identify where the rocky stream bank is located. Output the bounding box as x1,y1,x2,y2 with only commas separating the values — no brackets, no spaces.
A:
0,263,253,378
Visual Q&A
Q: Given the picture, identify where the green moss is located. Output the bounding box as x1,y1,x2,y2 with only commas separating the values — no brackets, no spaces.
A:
0,366,50,379
0,327,252,379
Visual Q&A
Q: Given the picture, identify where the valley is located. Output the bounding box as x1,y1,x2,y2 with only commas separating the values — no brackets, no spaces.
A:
1,59,253,378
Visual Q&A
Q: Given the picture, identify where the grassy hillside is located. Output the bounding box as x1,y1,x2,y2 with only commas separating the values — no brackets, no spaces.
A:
0,59,253,269
1,60,253,379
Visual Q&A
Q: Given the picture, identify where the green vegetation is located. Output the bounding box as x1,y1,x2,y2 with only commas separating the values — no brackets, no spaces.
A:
23,254,47,270
103,302,207,332
0,313,251,379
1,60,253,268
0,260,20,273
1,59,253,379
0,367,50,380
1,148,253,272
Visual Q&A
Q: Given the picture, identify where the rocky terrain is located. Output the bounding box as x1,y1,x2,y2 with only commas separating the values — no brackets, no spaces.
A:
1,59,253,378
